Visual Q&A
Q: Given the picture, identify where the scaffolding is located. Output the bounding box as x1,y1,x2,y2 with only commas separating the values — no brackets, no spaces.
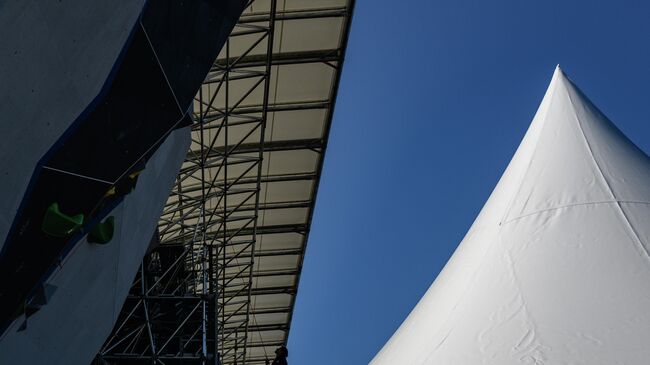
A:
96,0,354,364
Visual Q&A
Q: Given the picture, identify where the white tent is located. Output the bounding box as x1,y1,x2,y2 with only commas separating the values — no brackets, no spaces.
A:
371,67,650,364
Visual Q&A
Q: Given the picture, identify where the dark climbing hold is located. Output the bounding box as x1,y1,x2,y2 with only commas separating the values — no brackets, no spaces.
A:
106,169,142,198
41,203,84,238
88,216,115,244
24,303,39,318
24,284,57,319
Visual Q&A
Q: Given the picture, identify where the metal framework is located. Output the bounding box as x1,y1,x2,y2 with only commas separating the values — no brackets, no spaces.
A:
96,0,354,363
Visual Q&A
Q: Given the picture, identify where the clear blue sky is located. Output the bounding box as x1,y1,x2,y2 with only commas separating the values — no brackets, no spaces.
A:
287,1,650,363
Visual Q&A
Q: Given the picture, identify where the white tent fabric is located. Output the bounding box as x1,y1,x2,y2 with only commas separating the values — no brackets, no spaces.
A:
371,67,650,365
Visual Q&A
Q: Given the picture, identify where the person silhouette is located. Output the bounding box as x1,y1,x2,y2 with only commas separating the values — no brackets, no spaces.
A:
271,346,288,365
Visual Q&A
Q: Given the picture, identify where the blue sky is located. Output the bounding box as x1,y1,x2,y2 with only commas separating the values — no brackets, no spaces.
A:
287,1,650,363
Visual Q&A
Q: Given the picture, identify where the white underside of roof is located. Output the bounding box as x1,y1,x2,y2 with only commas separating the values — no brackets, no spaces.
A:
154,1,354,362
372,67,650,364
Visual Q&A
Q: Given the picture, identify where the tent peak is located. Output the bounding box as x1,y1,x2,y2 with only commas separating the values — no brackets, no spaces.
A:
551,64,568,84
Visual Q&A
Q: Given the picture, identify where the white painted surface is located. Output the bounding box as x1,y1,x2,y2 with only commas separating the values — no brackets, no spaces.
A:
371,67,650,365
0,127,190,365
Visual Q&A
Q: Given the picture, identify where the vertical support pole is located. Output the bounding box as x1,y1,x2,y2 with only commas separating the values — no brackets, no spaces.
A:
199,77,208,365
241,1,277,363
219,34,230,364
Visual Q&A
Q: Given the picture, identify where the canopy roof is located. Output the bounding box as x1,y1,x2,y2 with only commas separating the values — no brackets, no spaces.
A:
161,1,355,363
372,67,650,364
101,1,355,364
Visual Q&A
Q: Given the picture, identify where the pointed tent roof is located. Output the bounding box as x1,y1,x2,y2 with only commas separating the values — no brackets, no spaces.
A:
372,67,650,364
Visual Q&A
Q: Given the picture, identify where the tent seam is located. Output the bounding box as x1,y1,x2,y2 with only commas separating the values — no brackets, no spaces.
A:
503,249,548,362
502,200,650,225
566,85,650,263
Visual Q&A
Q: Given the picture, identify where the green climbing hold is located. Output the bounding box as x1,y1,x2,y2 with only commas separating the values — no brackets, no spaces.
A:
41,203,84,238
88,216,115,244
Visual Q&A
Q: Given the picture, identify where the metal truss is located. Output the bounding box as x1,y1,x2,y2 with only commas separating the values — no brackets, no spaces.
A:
96,1,276,363
96,1,355,364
